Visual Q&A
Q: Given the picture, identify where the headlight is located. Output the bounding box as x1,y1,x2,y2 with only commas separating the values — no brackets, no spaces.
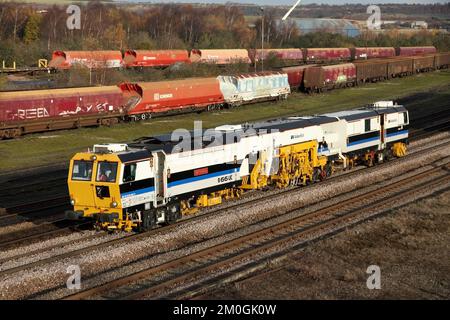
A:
70,199,75,206
111,201,118,208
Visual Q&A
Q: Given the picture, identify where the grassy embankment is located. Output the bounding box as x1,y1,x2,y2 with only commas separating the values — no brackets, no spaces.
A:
0,70,449,172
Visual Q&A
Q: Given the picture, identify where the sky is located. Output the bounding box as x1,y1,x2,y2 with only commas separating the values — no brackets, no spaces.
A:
116,0,450,5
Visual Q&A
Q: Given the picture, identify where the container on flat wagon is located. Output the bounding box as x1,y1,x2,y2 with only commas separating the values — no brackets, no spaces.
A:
353,47,395,60
281,65,314,89
412,55,436,71
119,78,224,115
387,57,414,77
304,48,351,63
49,51,123,69
0,86,125,124
396,46,436,56
353,59,388,83
190,49,251,64
123,50,190,68
218,72,290,105
435,52,450,68
248,49,304,63
303,63,356,90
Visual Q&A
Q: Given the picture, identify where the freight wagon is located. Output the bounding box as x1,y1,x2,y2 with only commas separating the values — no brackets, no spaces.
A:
218,72,290,106
412,55,436,72
303,63,356,92
190,49,251,65
123,50,190,68
119,78,225,120
353,59,388,84
49,51,123,69
281,65,314,90
248,49,304,65
0,86,125,138
435,52,450,69
352,47,396,60
387,58,414,78
304,48,352,63
396,46,437,56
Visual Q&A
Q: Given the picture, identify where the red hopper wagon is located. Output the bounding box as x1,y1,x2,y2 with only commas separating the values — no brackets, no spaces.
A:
119,78,225,119
123,50,190,68
49,51,123,69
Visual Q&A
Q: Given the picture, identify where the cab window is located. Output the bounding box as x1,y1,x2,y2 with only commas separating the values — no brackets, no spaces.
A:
96,162,118,183
71,160,93,181
123,163,137,182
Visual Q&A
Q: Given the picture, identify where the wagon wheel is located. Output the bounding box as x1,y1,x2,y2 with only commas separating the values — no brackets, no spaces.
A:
101,118,111,127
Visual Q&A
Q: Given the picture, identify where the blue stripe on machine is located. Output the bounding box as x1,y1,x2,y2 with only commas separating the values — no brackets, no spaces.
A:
386,130,408,138
347,136,379,147
121,186,155,198
168,168,239,187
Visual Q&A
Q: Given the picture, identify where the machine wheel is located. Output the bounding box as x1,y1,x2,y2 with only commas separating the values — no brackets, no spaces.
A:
141,210,157,231
165,203,181,225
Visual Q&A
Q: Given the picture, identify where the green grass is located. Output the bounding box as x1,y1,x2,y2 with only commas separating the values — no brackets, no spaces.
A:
0,70,449,172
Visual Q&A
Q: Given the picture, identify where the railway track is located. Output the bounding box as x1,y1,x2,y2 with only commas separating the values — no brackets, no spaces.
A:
410,118,450,140
0,220,88,250
63,162,450,300
0,196,69,228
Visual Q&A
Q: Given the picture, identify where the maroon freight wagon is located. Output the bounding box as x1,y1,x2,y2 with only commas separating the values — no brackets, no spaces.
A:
248,49,304,64
412,55,436,72
354,59,389,84
435,52,450,69
304,48,352,63
396,46,436,57
303,63,356,92
353,47,395,60
387,57,414,78
0,86,125,138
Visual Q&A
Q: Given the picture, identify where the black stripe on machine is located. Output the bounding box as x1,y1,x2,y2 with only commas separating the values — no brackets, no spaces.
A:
348,131,380,145
386,125,409,136
120,178,155,194
168,163,242,184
